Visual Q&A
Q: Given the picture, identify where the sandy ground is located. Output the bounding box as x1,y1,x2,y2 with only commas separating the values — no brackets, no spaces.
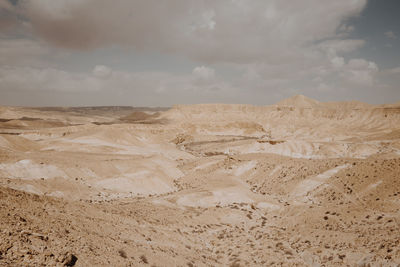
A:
0,95,400,266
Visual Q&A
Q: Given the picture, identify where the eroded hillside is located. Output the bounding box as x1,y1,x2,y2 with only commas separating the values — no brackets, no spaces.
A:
1,96,399,266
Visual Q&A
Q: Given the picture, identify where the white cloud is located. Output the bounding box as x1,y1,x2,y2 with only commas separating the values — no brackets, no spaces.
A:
331,57,345,68
190,10,216,32
192,66,215,80
93,65,112,78
0,65,235,98
342,59,379,86
347,59,377,71
338,24,355,34
319,39,365,56
384,31,397,39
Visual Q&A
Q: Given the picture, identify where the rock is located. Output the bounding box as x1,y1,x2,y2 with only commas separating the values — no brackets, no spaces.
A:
62,253,78,266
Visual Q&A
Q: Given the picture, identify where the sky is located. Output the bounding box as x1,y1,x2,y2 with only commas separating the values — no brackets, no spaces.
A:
0,0,399,106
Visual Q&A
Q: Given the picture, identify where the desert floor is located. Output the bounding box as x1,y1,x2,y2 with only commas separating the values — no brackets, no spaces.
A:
1,95,399,266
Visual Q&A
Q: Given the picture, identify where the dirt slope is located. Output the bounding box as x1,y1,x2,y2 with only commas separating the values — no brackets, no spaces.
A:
1,98,400,266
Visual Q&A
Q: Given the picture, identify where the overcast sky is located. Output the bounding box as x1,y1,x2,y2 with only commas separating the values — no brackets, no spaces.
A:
0,0,399,106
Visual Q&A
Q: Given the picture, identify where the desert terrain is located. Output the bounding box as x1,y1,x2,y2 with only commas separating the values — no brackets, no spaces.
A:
0,95,399,266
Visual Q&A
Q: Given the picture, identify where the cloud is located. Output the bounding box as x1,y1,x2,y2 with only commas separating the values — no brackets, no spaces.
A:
347,59,377,71
318,39,365,56
17,0,367,64
0,0,17,30
0,65,236,99
0,38,55,67
4,0,395,105
384,31,397,39
93,65,112,78
340,59,379,86
0,66,103,92
385,67,400,74
192,66,215,80
331,57,345,68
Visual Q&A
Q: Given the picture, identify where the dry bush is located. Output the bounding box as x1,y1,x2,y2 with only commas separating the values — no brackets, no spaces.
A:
140,254,148,264
118,249,127,258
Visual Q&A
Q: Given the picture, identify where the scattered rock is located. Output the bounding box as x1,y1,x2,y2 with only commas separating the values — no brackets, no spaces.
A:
62,253,77,266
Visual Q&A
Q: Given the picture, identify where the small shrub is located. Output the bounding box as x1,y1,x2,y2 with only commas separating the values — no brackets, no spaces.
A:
118,249,127,258
140,254,148,264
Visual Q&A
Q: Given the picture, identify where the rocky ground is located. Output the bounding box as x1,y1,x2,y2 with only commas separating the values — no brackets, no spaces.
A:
1,96,400,266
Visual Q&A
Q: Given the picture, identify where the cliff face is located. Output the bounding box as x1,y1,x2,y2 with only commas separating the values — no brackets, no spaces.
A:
161,97,400,140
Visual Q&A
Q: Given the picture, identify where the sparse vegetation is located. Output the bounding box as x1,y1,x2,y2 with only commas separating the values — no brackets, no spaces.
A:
1,100,399,266
140,255,148,264
118,249,127,258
